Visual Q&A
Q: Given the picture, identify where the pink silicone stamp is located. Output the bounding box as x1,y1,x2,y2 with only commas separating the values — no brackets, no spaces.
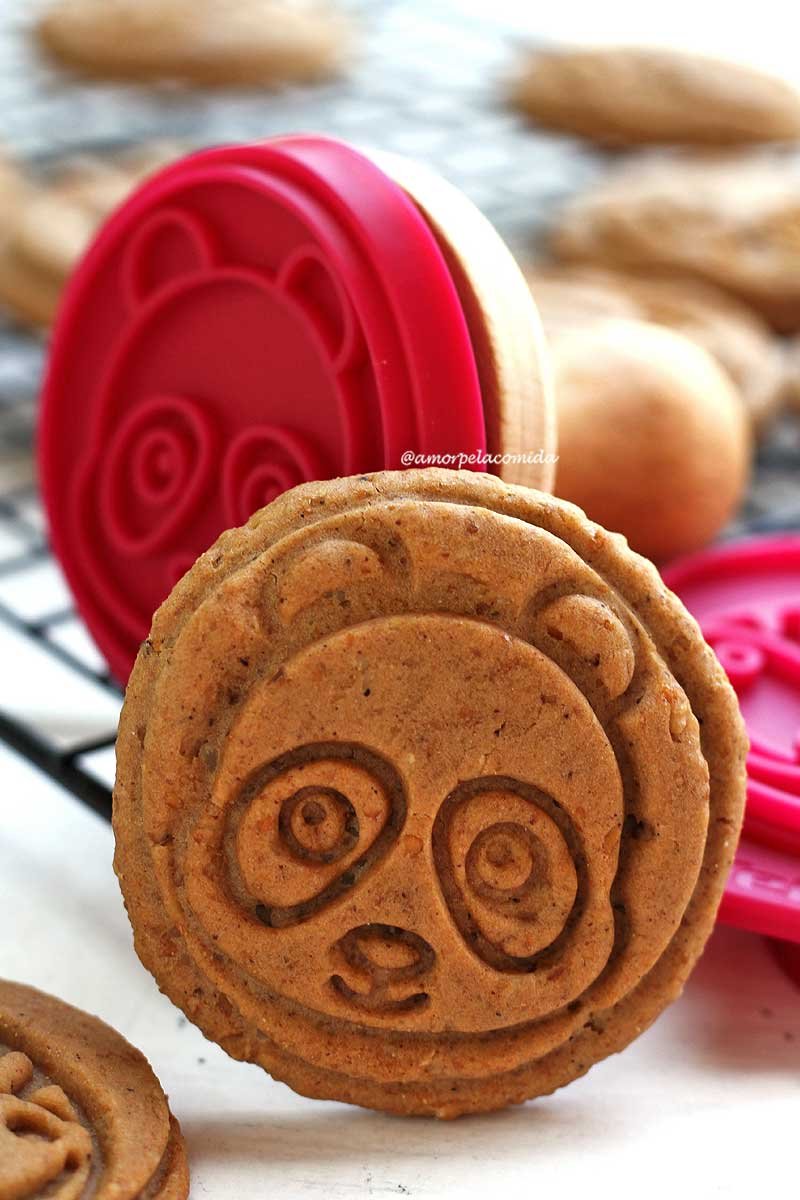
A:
39,135,552,683
664,535,800,944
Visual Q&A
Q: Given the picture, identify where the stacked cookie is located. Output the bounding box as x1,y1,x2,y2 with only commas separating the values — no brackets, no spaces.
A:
112,469,746,1116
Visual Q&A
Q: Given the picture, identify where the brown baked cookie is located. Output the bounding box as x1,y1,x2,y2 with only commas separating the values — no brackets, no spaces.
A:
524,265,639,335
527,264,786,430
549,154,800,332
0,979,188,1199
0,143,182,327
509,46,800,146
549,319,751,561
0,149,28,238
783,338,800,410
36,0,352,86
377,150,555,491
113,469,746,1117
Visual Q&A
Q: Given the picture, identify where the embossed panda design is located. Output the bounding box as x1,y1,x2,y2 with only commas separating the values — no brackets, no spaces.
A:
113,471,745,1116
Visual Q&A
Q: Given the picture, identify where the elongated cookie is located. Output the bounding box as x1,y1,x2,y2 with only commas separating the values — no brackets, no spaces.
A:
36,0,352,86
510,46,800,145
0,979,188,1199
113,468,746,1117
550,154,800,332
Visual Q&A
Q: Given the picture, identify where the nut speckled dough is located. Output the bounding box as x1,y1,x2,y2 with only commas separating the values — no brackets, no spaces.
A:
0,980,188,1199
551,320,751,562
113,469,746,1117
36,0,352,86
510,46,800,145
528,264,786,431
0,143,182,327
551,155,800,332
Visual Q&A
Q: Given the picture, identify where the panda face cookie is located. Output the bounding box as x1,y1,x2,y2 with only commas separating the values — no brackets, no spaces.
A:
113,469,746,1116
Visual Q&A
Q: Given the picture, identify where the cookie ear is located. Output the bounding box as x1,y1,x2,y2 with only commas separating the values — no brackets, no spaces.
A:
276,538,390,625
123,208,214,307
531,594,636,699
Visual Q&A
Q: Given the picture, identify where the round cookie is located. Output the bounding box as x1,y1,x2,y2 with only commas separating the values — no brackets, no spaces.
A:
509,46,800,146
0,979,188,1198
36,0,352,86
113,468,746,1117
550,319,751,562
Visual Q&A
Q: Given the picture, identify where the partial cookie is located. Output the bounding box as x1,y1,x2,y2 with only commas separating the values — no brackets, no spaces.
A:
550,320,751,562
36,0,352,86
0,979,188,1199
550,154,800,332
0,143,182,327
528,264,786,430
510,46,800,145
782,338,800,410
376,149,555,490
113,468,746,1117
524,266,639,336
0,149,28,237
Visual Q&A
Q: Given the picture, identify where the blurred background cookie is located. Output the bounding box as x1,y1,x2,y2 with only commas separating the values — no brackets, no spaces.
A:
509,46,800,146
35,0,354,86
0,142,182,327
549,319,751,562
527,264,788,432
0,146,28,234
0,978,189,1198
549,154,800,332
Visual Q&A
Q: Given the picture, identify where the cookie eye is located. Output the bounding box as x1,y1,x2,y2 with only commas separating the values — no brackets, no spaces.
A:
278,786,359,864
432,776,587,972
224,742,406,928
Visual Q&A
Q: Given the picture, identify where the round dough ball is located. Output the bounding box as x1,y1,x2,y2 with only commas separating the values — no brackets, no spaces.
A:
552,319,751,562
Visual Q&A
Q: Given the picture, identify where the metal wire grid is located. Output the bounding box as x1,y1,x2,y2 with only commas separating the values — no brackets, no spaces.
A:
0,0,799,820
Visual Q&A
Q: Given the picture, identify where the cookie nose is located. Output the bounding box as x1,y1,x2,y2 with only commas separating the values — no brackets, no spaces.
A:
329,924,436,1014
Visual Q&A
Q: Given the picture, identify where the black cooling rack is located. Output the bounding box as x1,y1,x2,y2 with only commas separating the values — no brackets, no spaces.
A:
1,0,799,822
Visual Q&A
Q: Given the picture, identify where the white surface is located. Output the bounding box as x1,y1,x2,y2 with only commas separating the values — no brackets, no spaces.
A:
0,742,797,1199
0,622,120,749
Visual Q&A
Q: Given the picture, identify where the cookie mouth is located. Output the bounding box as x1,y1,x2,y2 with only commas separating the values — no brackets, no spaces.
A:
329,923,436,1014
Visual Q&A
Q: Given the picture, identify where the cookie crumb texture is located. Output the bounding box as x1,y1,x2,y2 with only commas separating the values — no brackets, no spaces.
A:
113,469,746,1116
0,980,188,1199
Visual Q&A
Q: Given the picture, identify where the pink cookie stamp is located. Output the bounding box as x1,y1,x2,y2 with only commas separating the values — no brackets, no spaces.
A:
39,136,487,683
664,535,800,945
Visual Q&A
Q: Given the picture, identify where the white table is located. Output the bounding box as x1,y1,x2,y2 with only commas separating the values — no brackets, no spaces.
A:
1,741,797,1199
